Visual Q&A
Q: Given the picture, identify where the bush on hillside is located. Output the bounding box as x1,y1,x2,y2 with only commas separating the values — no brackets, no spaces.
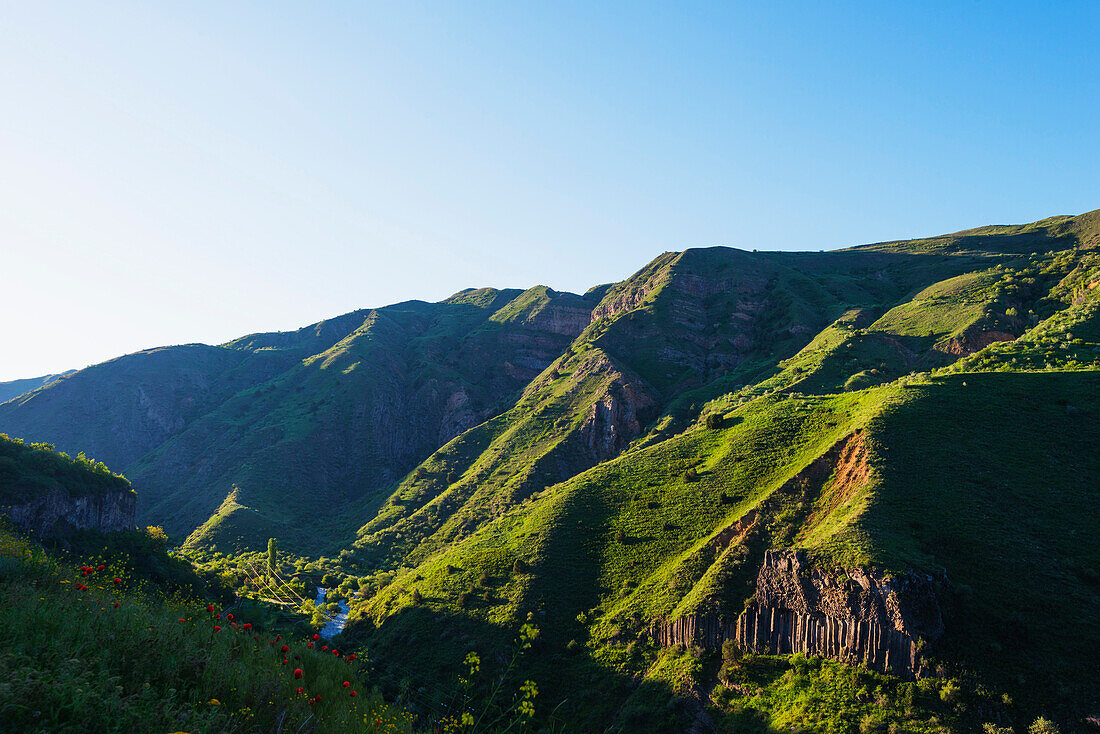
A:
705,413,725,429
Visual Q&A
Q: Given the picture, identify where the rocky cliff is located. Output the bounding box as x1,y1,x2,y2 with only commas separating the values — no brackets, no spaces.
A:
653,549,944,678
2,487,136,538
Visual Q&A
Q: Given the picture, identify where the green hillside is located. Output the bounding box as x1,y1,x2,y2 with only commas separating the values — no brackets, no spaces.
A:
1,209,1099,733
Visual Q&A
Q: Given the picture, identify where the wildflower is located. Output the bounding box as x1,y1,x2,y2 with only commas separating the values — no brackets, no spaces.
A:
312,633,320,641
307,642,314,648
214,625,222,632
295,686,304,694
350,690,357,697
179,618,186,623
333,649,340,656
321,646,328,652
242,623,252,631
294,668,303,679
208,698,221,706
282,659,287,665
215,613,222,619
281,644,289,654
342,681,350,688
97,564,105,571
226,613,233,620
206,604,215,613
113,602,120,608
113,578,121,585
347,653,356,661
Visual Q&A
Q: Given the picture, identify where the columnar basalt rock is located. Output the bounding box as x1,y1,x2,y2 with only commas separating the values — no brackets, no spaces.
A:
2,488,136,538
652,550,944,678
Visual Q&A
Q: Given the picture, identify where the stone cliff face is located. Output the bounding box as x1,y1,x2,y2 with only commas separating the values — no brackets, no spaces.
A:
2,488,136,538
654,550,944,678
572,354,658,462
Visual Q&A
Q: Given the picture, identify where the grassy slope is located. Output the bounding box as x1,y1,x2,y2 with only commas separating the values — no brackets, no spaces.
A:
0,527,408,733
137,287,594,555
334,211,1100,732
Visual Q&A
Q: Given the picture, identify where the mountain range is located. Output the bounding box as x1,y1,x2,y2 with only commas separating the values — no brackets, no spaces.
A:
2,209,1098,731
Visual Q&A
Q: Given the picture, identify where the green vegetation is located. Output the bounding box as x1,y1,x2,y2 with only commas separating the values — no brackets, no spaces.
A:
3,208,1100,732
0,526,408,733
0,433,131,504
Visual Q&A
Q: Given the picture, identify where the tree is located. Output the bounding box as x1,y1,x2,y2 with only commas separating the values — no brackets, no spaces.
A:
1028,718,1060,734
705,413,725,430
267,537,278,576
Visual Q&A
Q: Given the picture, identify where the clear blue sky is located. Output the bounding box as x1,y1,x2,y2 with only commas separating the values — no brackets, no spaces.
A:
1,2,1098,381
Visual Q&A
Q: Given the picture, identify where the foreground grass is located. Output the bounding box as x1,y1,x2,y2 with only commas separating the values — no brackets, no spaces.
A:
0,528,412,733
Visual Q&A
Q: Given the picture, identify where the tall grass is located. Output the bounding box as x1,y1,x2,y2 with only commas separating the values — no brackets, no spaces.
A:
0,529,412,733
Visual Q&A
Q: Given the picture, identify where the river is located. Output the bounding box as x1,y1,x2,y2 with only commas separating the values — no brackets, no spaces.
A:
314,586,349,639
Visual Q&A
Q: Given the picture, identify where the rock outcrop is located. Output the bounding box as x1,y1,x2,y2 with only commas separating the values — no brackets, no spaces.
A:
653,550,944,678
2,487,136,538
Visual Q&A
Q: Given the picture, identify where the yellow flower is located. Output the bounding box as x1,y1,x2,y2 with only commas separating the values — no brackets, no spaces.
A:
207,698,221,705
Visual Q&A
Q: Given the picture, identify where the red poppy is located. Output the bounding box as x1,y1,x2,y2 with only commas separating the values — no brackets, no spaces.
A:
321,646,328,652
113,578,121,585
342,681,350,688
96,564,105,571
333,649,340,656
113,602,120,608
282,658,287,665
311,633,320,641
226,613,233,620
294,668,303,679
276,635,282,641
179,618,186,623
315,695,321,702
215,613,221,619
295,686,304,694
307,642,314,648
206,604,215,613
231,622,237,628
350,690,357,697
347,653,356,661
213,625,221,632
281,644,289,653
242,623,252,631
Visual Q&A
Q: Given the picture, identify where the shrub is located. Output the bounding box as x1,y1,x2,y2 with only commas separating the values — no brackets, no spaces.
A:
614,529,626,543
410,589,423,605
457,591,471,609
512,559,530,574
1028,717,1060,734
705,413,725,430
684,467,698,482
145,526,169,545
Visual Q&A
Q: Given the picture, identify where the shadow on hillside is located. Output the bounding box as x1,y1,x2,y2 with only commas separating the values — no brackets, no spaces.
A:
341,604,703,734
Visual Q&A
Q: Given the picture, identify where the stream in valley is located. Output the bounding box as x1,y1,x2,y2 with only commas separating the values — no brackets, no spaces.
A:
314,587,349,639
